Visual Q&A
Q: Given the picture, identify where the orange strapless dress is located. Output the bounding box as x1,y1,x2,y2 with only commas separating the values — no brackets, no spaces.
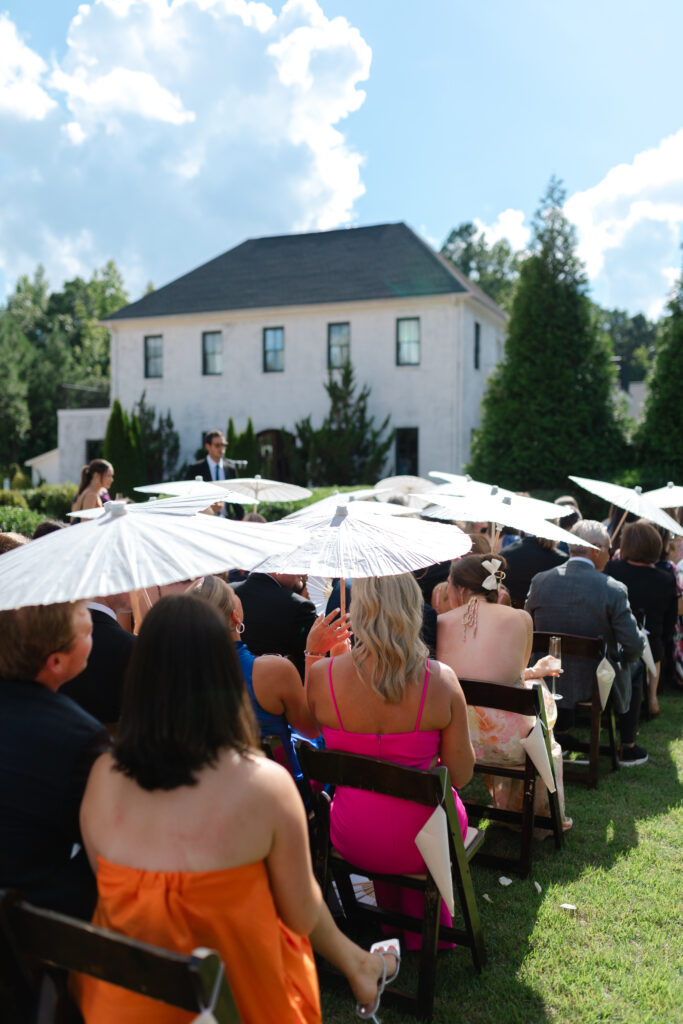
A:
73,856,321,1024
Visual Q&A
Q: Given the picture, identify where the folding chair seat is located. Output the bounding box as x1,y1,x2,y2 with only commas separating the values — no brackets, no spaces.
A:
532,631,618,789
295,743,486,1021
458,679,564,877
0,889,241,1024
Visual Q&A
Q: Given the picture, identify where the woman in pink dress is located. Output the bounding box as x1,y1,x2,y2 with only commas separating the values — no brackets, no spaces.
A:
306,573,474,950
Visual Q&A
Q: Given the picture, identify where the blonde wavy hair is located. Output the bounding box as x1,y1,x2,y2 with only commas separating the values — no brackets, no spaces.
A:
350,574,428,703
190,575,236,625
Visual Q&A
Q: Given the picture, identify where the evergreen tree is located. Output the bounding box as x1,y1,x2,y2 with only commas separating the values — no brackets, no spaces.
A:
441,222,522,311
0,318,31,468
134,392,179,482
226,416,261,474
290,362,394,486
103,399,143,498
468,178,627,490
634,272,683,484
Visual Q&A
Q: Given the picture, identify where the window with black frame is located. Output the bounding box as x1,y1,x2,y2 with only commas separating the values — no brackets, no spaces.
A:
395,427,418,475
263,327,284,372
202,331,222,375
327,322,350,369
396,318,420,365
144,335,163,378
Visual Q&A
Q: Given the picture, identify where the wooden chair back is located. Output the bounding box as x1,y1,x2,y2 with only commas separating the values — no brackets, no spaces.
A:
531,631,617,788
295,743,486,1021
458,678,564,876
0,890,241,1024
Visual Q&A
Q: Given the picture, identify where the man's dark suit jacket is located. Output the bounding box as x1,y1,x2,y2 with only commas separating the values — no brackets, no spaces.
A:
526,558,643,713
232,573,318,680
502,536,567,603
185,456,244,519
0,679,109,919
61,608,134,724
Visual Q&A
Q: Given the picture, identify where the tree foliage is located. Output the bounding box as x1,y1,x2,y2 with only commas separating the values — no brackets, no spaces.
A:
468,178,627,490
134,391,180,482
226,416,262,475
597,306,657,386
288,362,394,486
0,261,128,465
103,399,144,498
634,273,683,484
0,317,31,466
441,222,522,311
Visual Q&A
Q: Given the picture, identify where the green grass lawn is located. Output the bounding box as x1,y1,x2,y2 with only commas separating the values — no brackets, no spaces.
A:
320,691,683,1024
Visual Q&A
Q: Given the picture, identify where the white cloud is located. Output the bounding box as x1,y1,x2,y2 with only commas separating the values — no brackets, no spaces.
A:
564,129,683,313
0,14,56,120
0,0,371,298
475,208,530,252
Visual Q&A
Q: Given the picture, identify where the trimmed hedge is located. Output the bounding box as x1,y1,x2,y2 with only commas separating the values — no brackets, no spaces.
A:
0,506,43,537
0,490,28,509
24,483,78,521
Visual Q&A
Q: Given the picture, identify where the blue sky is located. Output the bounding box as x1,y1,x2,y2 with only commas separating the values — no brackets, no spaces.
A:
2,0,682,317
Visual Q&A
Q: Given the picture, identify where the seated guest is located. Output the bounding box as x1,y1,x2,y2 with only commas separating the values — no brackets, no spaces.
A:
74,596,397,1023
307,573,474,950
502,533,567,605
325,575,439,656
32,519,68,539
437,554,571,831
232,571,318,679
526,520,647,766
431,533,490,613
0,531,28,554
191,575,349,778
61,592,135,726
605,519,678,717
0,601,108,918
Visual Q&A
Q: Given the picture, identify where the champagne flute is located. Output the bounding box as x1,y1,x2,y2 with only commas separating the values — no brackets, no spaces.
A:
549,636,562,697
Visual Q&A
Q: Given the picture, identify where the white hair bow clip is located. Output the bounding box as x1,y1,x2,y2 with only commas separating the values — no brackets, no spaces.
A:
481,558,504,591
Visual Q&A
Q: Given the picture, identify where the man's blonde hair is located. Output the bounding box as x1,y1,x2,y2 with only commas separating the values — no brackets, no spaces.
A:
351,574,428,703
0,602,83,680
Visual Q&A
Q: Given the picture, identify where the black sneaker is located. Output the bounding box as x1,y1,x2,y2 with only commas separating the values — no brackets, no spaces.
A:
618,744,648,767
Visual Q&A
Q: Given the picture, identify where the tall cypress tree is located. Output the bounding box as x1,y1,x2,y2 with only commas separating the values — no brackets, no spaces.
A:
103,399,143,498
468,178,626,490
635,271,683,485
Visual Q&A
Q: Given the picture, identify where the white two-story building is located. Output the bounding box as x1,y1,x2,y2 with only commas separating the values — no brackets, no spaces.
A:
57,222,506,484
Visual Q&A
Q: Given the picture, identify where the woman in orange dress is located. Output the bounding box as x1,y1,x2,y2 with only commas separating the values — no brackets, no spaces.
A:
74,594,396,1023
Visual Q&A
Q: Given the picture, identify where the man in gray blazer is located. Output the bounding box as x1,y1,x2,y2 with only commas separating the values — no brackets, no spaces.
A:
526,520,647,766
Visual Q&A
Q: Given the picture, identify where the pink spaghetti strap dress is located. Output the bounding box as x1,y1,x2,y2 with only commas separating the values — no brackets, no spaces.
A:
321,659,468,950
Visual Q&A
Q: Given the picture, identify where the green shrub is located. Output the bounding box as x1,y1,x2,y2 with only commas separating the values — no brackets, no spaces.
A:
24,483,78,520
0,489,28,508
10,469,32,490
0,506,43,536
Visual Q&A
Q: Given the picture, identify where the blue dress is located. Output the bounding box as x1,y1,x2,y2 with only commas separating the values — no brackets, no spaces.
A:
235,641,302,780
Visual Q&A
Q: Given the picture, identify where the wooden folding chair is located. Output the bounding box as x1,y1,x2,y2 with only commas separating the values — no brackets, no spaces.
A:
458,679,564,877
0,889,241,1024
532,631,619,789
295,743,486,1021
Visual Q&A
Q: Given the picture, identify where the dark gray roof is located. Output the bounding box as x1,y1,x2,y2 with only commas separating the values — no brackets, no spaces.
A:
107,222,481,321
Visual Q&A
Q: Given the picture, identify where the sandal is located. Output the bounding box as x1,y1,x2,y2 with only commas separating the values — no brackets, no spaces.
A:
356,938,401,1023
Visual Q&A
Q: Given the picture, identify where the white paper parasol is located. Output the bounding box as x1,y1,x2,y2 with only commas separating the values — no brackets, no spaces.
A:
255,503,472,579
419,490,595,547
223,475,312,503
283,494,416,522
569,476,683,536
0,501,303,610
70,491,237,519
428,473,573,520
642,482,683,508
134,478,255,504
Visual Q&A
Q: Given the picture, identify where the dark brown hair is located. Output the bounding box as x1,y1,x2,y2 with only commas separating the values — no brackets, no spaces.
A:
75,459,112,498
113,595,258,791
0,602,82,680
449,552,507,604
620,519,663,564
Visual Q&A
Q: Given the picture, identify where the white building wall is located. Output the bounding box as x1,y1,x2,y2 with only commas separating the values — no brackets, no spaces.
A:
57,408,111,484
107,293,505,477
